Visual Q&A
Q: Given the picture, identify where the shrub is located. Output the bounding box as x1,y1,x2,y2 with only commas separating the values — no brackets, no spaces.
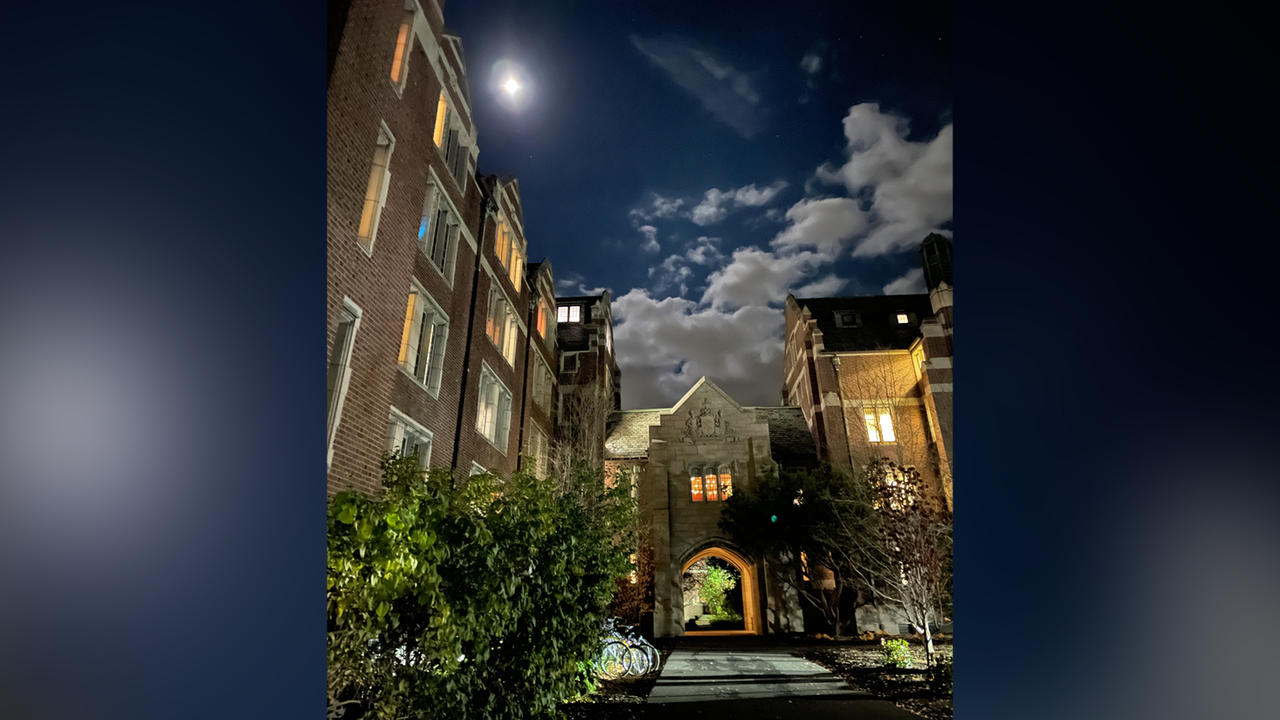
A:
701,565,738,616
327,455,635,719
881,637,914,669
928,653,953,695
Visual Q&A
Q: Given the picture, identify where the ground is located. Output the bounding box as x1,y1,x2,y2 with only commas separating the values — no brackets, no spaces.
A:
560,635,951,719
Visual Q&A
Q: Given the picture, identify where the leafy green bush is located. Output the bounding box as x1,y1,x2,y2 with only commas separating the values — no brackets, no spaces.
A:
327,455,635,719
701,565,738,616
881,637,914,669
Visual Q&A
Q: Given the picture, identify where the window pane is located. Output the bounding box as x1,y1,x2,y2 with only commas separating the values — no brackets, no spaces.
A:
864,410,881,442
557,306,568,322
390,21,410,82
398,292,417,366
433,93,448,147
879,411,896,442
690,476,703,502
720,472,733,499
705,474,718,502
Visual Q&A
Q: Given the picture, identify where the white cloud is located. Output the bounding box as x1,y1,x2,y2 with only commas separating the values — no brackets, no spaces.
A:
700,246,825,311
690,181,788,226
649,254,694,296
638,225,660,253
813,103,953,257
629,35,765,138
800,52,822,75
612,290,786,408
771,196,868,256
685,236,723,266
629,193,685,223
883,267,926,294
796,274,847,297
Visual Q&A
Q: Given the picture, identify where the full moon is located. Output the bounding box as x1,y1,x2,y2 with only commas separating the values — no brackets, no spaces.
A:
503,77,521,95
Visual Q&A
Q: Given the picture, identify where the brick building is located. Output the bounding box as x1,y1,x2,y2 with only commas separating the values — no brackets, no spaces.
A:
326,0,611,495
782,233,954,510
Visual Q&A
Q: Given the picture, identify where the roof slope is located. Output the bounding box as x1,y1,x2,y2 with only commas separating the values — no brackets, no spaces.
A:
603,406,817,468
795,295,933,351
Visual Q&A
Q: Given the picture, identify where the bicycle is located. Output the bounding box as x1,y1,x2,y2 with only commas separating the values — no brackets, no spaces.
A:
598,617,660,678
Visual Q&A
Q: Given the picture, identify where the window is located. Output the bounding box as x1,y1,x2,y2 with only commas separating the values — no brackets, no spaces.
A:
470,462,487,477
526,425,549,479
864,405,896,443
835,311,860,328
690,475,704,502
705,473,719,502
433,92,449,147
690,469,731,502
327,300,362,465
719,470,733,499
417,181,459,281
476,364,513,451
357,124,395,252
557,305,581,323
494,220,525,290
896,312,910,324
389,13,414,90
485,287,520,366
397,286,449,396
536,300,549,339
386,409,433,469
432,90,470,188
532,354,554,413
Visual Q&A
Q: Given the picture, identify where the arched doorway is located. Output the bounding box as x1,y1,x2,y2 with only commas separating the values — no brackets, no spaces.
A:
680,545,761,635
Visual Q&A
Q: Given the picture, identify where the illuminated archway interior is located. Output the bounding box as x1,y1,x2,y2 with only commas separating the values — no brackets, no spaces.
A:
680,546,761,634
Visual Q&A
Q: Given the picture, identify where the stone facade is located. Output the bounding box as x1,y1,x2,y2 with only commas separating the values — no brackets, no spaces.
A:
604,377,815,637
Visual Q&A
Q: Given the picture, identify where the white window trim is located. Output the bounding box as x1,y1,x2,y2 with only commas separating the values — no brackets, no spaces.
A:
425,165,476,254
398,280,450,399
470,462,487,476
357,121,395,258
388,9,417,97
387,406,434,467
327,297,364,468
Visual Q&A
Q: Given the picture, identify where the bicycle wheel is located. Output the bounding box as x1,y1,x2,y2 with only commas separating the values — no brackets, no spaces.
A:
622,643,649,677
639,642,660,676
597,640,632,680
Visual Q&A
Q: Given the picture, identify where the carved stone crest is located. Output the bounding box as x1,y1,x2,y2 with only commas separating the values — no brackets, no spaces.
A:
680,398,739,442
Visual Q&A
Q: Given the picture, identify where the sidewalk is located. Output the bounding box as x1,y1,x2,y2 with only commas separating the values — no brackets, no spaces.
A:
640,637,922,718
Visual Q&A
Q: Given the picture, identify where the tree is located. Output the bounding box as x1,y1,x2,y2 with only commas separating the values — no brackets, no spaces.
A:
849,459,952,665
720,463,877,638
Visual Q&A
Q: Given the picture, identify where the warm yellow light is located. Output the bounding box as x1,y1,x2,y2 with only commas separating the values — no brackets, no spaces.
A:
503,77,521,95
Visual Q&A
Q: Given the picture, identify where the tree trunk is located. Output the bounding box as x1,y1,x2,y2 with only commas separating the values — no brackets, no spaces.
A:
923,611,935,667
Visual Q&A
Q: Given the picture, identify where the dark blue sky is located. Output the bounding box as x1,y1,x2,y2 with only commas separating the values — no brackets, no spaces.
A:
448,0,952,408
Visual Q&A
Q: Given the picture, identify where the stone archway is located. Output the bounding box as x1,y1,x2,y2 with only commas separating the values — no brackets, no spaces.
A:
680,545,762,635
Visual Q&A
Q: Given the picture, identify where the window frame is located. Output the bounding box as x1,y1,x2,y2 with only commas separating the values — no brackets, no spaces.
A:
397,282,450,398
863,404,898,444
327,298,363,468
388,11,416,95
475,362,513,452
356,122,396,256
386,406,434,469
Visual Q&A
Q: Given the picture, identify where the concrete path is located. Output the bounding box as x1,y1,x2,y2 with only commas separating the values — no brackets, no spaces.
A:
641,637,922,718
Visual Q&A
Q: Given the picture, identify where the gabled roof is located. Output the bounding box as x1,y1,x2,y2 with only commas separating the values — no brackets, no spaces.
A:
603,405,817,467
671,376,741,415
794,294,934,351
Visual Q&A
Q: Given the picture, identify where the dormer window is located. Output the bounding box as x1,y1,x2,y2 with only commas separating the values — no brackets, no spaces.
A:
557,305,581,323
835,311,860,328
895,313,910,325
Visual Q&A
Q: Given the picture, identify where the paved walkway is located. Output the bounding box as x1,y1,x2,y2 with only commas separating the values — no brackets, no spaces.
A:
641,637,921,719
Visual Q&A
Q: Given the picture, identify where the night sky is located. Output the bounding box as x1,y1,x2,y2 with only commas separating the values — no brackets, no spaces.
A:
448,0,952,409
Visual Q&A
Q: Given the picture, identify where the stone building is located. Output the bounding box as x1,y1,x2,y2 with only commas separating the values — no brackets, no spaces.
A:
604,377,818,637
325,0,611,494
555,292,622,465
782,233,954,510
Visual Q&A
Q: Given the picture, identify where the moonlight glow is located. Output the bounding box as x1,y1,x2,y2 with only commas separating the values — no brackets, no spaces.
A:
489,58,531,112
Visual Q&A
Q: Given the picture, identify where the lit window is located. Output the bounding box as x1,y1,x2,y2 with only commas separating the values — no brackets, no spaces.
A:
705,474,719,502
690,476,704,502
864,406,896,443
720,471,733,499
557,305,581,323
433,91,448,147
485,288,519,366
896,313,909,324
357,124,395,251
327,301,362,465
397,286,449,396
389,14,413,88
536,302,547,338
476,365,512,451
495,222,512,270
386,409,433,469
